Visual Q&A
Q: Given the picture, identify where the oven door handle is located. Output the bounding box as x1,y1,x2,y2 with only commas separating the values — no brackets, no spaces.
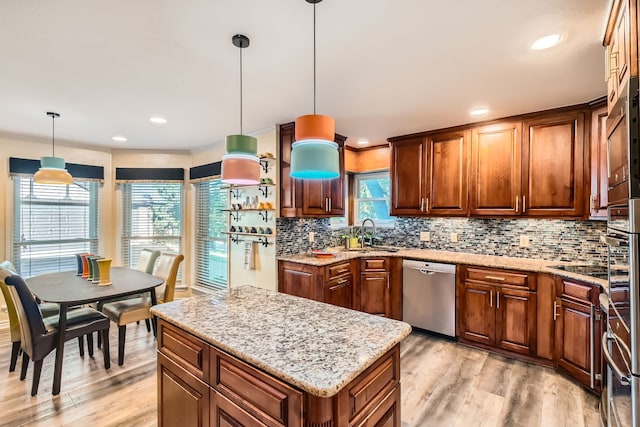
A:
600,235,629,247
602,332,632,385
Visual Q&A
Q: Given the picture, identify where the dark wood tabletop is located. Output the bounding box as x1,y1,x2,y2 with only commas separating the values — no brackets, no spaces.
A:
26,267,164,305
25,267,164,395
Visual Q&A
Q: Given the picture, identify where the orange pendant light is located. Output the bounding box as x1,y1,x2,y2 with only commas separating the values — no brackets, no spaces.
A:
34,112,73,185
290,0,340,180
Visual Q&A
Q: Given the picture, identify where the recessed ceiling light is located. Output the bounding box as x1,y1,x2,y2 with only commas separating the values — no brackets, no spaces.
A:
470,108,489,116
531,34,562,50
358,139,369,145
149,116,167,125
112,135,127,142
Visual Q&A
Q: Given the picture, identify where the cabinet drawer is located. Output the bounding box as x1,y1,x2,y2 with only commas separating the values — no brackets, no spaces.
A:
465,267,531,289
360,257,388,272
210,347,303,426
344,346,399,421
558,279,596,303
326,261,353,280
158,320,209,381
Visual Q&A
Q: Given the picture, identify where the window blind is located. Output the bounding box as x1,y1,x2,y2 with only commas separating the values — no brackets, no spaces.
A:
12,177,100,277
121,182,183,276
193,178,228,290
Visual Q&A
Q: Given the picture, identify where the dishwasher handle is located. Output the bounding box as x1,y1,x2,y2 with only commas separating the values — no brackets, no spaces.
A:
419,269,437,275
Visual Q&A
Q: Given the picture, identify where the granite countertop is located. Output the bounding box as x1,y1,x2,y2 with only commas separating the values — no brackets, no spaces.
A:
150,286,412,398
278,248,609,289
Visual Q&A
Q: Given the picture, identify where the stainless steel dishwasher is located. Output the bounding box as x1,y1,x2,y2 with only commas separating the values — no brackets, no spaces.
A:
402,260,456,337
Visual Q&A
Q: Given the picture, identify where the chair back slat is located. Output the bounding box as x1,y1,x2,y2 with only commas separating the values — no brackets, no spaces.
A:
153,253,184,303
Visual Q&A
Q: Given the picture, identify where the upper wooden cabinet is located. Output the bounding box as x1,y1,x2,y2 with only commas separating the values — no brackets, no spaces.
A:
470,122,522,216
604,0,637,113
521,111,586,217
279,122,346,217
389,130,469,216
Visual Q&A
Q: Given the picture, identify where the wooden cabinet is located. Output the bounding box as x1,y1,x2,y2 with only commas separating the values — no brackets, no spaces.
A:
389,131,469,216
554,278,602,391
278,257,401,320
457,266,536,357
158,319,402,427
278,260,355,308
470,122,522,216
590,102,608,218
358,257,402,320
522,111,586,217
604,0,635,113
158,352,210,427
279,122,346,217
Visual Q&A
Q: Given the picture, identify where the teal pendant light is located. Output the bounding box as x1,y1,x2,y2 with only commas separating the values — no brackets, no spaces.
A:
290,0,340,180
221,34,261,185
34,112,73,185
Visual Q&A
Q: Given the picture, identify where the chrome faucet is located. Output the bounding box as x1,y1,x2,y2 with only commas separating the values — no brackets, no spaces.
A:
360,218,376,248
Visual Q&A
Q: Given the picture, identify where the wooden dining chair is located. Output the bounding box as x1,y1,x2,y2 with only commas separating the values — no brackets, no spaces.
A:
102,253,184,365
0,269,111,395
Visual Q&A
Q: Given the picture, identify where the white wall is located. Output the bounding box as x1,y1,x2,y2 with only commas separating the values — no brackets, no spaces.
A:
192,127,278,291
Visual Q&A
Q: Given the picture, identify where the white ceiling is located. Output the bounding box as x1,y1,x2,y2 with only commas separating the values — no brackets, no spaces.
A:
0,0,609,150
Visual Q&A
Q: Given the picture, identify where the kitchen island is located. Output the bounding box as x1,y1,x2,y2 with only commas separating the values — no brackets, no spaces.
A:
150,285,412,426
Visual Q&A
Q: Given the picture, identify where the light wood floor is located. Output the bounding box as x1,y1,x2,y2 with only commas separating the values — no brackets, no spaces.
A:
0,326,601,427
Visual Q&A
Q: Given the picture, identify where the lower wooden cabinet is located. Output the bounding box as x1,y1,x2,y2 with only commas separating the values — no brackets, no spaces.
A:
457,266,537,358
158,319,402,426
554,278,602,392
278,257,402,320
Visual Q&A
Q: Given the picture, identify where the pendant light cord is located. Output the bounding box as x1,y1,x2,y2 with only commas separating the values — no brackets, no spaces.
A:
51,114,56,157
313,2,316,115
240,42,244,135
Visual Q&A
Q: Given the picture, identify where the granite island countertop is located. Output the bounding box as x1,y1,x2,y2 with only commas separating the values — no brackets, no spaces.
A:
150,285,412,398
278,248,609,289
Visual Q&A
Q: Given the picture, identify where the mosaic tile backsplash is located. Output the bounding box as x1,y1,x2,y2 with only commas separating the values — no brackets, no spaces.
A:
276,217,608,264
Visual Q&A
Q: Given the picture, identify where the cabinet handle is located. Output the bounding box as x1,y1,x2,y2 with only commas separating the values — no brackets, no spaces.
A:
336,269,349,274
485,275,505,281
489,290,493,308
329,198,332,212
420,197,425,212
425,198,429,213
337,279,348,285
515,196,519,213
522,196,526,213
553,301,560,320
496,291,500,309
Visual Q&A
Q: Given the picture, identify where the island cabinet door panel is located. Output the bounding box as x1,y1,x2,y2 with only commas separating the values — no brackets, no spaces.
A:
470,122,522,216
389,137,427,215
458,282,495,346
209,347,303,427
554,297,595,388
427,130,469,216
351,385,401,427
158,320,210,382
360,272,390,317
522,112,585,217
158,352,210,427
211,391,267,427
495,288,537,356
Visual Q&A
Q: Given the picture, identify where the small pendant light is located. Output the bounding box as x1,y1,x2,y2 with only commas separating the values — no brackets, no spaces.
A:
221,34,261,185
34,112,73,185
290,0,339,180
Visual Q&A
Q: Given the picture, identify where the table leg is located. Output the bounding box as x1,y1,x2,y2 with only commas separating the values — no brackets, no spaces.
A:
150,289,157,337
52,303,68,395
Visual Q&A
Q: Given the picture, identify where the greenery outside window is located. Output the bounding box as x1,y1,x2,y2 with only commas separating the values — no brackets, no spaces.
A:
12,177,100,277
121,182,183,273
355,171,394,227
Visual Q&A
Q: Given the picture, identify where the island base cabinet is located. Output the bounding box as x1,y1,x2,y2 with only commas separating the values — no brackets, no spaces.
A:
211,391,266,427
158,352,210,427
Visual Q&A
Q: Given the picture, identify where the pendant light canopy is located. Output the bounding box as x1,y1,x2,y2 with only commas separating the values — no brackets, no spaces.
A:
221,34,260,185
34,112,73,185
290,0,340,180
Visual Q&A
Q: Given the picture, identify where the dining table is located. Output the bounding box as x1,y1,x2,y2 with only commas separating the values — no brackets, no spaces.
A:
25,267,164,395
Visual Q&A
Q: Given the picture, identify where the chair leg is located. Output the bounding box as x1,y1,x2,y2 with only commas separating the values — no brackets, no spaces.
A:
102,328,110,370
20,352,29,381
31,360,43,396
118,325,126,366
78,335,85,357
145,318,151,333
97,329,102,348
9,341,20,372
87,333,94,357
